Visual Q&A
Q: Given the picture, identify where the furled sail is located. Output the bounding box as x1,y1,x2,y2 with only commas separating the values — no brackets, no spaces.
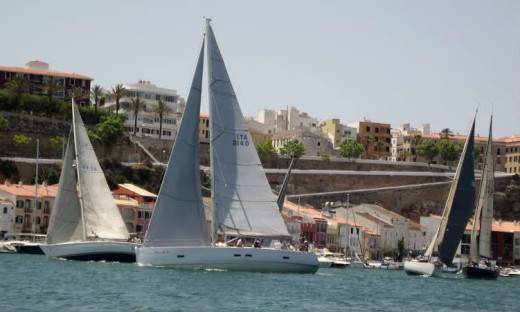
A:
144,41,209,247
72,102,129,240
434,114,476,265
470,116,494,262
206,21,290,239
46,130,84,244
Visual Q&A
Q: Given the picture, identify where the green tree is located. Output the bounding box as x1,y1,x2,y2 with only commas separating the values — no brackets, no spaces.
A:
126,96,147,136
152,100,172,139
321,153,330,162
440,128,453,140
87,129,101,143
108,84,127,116
411,134,423,156
415,139,439,166
13,134,32,148
4,74,29,107
361,135,373,158
374,141,385,159
39,77,63,104
398,149,410,162
279,139,305,159
0,115,7,131
438,139,459,166
68,87,87,104
397,237,405,261
96,115,124,154
339,139,364,159
49,136,64,153
90,84,104,114
256,139,277,159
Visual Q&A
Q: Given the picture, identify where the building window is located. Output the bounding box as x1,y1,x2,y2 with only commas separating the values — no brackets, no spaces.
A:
317,141,321,146
136,225,143,232
25,200,31,209
43,217,48,225
15,216,23,224
366,126,370,132
69,78,75,86
497,148,501,155
36,201,41,210
375,127,380,133
35,216,41,225
16,200,24,208
3,207,7,214
5,72,12,79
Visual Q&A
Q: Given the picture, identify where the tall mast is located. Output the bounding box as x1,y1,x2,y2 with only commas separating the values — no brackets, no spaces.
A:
72,100,87,241
32,139,39,242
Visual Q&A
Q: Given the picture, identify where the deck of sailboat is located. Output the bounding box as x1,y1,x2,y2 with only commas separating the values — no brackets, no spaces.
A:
136,245,319,273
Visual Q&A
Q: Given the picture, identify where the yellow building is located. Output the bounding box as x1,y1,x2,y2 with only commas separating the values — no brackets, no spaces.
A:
113,195,139,235
321,119,357,149
503,135,520,174
199,114,210,143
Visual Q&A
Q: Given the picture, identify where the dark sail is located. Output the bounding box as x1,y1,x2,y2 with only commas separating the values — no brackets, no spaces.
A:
438,118,476,265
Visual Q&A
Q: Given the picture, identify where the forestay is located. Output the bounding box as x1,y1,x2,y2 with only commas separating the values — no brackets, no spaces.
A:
46,130,84,244
206,22,290,239
144,41,209,247
73,102,129,240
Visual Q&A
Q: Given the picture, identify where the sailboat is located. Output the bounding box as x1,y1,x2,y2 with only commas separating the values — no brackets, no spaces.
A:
136,20,319,273
463,116,499,279
40,101,136,262
404,113,477,277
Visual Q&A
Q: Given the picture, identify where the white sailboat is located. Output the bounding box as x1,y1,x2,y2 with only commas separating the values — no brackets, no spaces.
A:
463,116,499,279
136,20,319,273
40,101,136,262
404,113,477,277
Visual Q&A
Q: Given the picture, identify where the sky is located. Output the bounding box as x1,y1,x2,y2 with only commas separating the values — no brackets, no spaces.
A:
3,0,519,138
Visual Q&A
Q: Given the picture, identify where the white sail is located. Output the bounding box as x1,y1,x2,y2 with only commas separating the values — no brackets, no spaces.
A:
144,41,209,247
46,130,84,244
72,102,129,240
206,22,290,239
474,117,494,260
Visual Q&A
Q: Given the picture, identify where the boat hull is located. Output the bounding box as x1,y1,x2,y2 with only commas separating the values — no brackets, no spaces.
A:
41,241,137,263
136,246,319,273
12,243,43,254
404,261,441,277
463,266,499,279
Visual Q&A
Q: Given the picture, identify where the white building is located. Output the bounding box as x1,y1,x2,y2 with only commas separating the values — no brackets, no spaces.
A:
254,106,319,134
103,81,186,140
0,199,15,234
390,122,430,161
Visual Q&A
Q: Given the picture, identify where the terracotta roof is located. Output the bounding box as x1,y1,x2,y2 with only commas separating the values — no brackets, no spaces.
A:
0,65,93,80
0,183,58,198
200,114,209,118
118,183,157,198
283,201,360,227
431,214,520,233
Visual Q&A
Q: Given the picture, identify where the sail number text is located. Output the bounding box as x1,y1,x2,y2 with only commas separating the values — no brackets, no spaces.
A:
232,134,250,147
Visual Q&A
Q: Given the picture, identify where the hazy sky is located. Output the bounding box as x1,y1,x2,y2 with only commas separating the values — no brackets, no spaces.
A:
3,0,519,138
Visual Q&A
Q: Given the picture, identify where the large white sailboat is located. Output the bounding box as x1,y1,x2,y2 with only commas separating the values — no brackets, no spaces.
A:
404,113,477,277
136,20,319,273
463,116,499,279
40,101,136,262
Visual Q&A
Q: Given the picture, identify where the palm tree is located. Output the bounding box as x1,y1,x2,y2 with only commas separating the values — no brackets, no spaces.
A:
68,87,86,104
440,128,453,140
39,77,63,104
398,149,410,162
361,135,373,158
126,96,147,136
90,84,104,114
4,74,30,107
153,100,173,139
374,141,385,159
108,84,127,116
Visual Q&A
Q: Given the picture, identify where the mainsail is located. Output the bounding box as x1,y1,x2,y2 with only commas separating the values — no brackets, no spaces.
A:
206,21,290,240
470,116,494,262
46,130,84,244
72,102,129,240
424,114,476,265
144,41,209,247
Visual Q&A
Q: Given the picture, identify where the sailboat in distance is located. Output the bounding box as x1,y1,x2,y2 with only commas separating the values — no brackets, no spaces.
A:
463,116,500,279
136,20,319,273
404,112,477,277
41,101,136,262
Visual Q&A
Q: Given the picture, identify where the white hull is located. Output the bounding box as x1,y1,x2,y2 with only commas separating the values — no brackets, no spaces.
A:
404,260,442,277
41,241,137,262
317,256,334,268
136,246,319,273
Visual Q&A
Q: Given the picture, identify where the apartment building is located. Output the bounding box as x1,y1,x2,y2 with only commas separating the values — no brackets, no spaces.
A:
272,129,335,157
0,60,93,104
254,106,319,134
503,135,520,174
321,118,357,149
347,120,392,159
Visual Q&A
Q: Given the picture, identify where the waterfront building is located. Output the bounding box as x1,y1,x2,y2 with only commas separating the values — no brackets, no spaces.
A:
254,106,319,134
390,123,430,162
0,181,57,234
321,118,357,149
111,183,157,238
113,195,139,235
272,129,335,157
103,80,185,140
0,60,93,104
347,119,392,159
199,114,210,143
503,134,520,174
0,198,15,234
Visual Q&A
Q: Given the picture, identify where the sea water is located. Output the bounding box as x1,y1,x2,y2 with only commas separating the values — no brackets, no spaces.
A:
1,254,519,312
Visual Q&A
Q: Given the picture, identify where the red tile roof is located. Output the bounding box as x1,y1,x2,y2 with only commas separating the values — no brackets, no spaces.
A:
0,65,93,80
0,183,58,198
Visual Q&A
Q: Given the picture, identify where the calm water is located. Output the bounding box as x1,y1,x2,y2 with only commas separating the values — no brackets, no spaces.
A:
1,254,519,312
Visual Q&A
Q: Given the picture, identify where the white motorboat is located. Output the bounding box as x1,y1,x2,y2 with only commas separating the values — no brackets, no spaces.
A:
42,101,135,262
0,241,16,253
317,255,334,268
135,20,318,273
404,112,477,277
